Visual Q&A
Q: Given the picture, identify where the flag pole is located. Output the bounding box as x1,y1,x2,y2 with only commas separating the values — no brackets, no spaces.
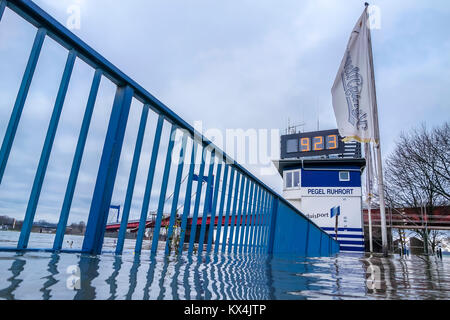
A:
364,143,374,253
366,2,389,256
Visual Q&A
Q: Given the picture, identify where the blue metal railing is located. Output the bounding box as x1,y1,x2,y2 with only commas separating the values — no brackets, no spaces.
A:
0,0,339,257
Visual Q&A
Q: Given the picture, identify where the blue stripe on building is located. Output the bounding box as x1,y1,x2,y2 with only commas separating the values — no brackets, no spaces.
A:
338,240,365,246
322,227,363,233
327,234,364,239
339,246,365,252
301,169,361,188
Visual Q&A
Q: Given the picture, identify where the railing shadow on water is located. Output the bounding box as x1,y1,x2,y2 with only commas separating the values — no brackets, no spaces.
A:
0,250,337,300
1,250,449,300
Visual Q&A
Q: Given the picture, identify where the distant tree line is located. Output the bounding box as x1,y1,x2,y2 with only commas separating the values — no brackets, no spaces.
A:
385,122,450,253
0,214,86,235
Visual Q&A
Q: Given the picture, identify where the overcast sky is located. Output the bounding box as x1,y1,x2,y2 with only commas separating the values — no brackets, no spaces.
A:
0,0,449,227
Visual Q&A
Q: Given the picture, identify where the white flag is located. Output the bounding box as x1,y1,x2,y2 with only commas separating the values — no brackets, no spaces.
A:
331,7,379,144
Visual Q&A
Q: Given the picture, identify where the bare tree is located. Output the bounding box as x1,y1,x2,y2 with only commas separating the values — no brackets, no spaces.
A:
385,122,450,253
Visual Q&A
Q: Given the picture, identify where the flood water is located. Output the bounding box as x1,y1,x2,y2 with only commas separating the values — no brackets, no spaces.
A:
0,231,449,300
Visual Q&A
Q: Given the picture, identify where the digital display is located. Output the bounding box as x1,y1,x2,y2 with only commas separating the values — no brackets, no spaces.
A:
326,135,338,150
297,135,338,153
300,138,310,152
313,136,325,151
280,129,346,159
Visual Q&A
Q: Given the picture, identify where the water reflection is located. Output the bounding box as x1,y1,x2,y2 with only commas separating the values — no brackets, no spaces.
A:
0,256,26,300
105,256,122,300
40,254,59,300
0,250,449,300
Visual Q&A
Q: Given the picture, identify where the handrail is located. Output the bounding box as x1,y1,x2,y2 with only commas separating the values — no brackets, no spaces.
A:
0,0,338,255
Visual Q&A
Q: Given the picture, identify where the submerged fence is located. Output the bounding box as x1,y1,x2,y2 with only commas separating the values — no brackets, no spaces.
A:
0,0,339,256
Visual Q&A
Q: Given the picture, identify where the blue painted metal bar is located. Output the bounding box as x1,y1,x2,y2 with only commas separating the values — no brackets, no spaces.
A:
115,105,149,255
53,69,102,251
164,133,188,255
178,139,196,255
187,146,206,254
0,0,6,21
240,182,254,254
213,163,229,254
151,124,178,255
0,27,46,185
267,196,279,255
262,191,271,253
254,190,266,253
262,194,273,254
262,192,272,253
197,150,216,254
248,186,261,254
81,85,134,255
17,49,76,249
220,167,235,253
231,174,246,253
227,172,241,254
245,186,256,254
255,190,267,254
134,115,164,255
206,160,222,254
235,177,249,253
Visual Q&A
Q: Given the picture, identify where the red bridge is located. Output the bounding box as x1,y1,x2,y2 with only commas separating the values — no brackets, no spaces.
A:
363,206,450,230
105,215,261,233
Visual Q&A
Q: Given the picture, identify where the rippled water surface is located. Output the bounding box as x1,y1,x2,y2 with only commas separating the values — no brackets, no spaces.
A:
0,231,449,300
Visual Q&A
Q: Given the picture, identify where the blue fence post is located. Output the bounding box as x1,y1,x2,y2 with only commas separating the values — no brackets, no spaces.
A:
206,160,222,254
264,194,274,253
81,85,134,255
178,139,196,255
231,174,246,253
245,184,258,253
240,182,254,254
255,190,267,253
267,196,279,255
235,177,249,253
187,146,206,254
164,133,188,255
134,115,164,255
115,105,149,255
258,191,269,253
227,172,242,253
249,187,262,254
197,150,216,255
213,163,229,254
151,124,178,255
264,193,273,253
221,168,236,253
53,69,102,251
0,0,6,22
18,49,77,249
0,28,46,185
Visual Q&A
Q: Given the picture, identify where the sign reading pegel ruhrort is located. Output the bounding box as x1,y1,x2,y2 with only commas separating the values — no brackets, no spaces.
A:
281,129,346,159
301,187,362,197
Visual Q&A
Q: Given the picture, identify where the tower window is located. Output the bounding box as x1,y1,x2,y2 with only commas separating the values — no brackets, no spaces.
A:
339,171,350,182
285,170,301,189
